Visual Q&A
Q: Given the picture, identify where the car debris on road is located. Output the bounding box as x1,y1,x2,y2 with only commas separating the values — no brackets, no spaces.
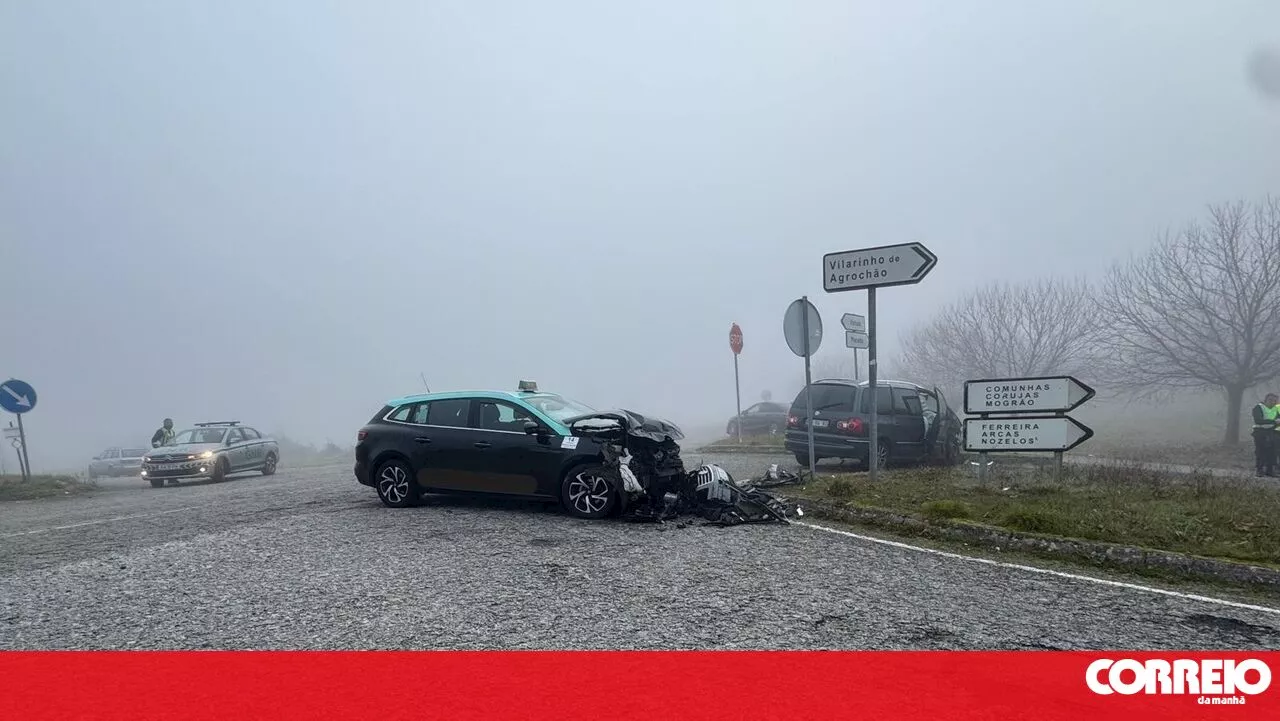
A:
569,410,800,526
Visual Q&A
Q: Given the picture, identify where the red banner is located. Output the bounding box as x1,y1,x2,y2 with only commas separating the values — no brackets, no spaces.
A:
2,651,1276,720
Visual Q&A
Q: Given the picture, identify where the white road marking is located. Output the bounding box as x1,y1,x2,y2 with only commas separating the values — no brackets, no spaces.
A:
797,520,1280,617
0,506,205,539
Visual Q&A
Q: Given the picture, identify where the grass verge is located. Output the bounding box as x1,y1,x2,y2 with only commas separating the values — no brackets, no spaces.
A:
1087,440,1253,472
0,474,97,502
799,460,1280,568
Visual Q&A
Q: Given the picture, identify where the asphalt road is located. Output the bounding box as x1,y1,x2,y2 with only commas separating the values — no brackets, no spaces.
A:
2,451,1279,650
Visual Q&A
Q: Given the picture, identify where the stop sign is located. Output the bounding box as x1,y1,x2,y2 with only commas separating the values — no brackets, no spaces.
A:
729,323,743,355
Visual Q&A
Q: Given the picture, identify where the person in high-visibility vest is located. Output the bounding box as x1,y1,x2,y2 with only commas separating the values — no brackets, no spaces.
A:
151,418,175,448
1251,394,1279,476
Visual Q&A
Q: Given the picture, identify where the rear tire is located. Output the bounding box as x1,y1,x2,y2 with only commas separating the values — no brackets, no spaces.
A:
559,463,617,520
875,441,890,470
375,458,420,508
149,478,164,488
261,453,277,476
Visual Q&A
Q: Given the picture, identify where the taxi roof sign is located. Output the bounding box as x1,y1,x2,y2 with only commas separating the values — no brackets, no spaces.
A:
518,380,538,392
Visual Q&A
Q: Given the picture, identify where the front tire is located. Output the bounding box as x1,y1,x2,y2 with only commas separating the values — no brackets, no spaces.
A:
261,453,277,476
375,458,420,508
559,463,617,520
210,458,228,483
149,478,164,488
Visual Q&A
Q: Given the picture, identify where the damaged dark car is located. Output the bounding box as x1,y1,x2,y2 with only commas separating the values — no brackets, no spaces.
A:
354,382,796,526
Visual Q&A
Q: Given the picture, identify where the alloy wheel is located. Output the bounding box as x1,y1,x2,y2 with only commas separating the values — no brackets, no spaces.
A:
566,470,610,515
378,465,411,505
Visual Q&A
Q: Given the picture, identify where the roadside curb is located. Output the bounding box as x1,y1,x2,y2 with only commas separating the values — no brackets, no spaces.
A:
797,498,1280,590
695,445,787,455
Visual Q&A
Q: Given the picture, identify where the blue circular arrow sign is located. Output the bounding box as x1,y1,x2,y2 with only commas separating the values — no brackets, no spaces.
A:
0,379,37,414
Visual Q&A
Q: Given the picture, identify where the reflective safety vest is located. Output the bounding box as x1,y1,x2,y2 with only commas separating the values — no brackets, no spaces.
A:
1255,404,1279,429
154,426,175,446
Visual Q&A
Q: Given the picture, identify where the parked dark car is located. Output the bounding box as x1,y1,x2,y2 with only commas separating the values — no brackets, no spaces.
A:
783,379,963,468
725,401,789,436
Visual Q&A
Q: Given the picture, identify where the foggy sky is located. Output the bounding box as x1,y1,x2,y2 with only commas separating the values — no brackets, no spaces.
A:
3,0,1279,469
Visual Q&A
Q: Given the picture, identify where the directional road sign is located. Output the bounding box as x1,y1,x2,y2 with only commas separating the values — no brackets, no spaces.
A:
0,379,36,415
783,298,823,357
963,376,1096,415
729,323,743,355
845,331,868,350
823,242,938,293
840,313,866,333
963,415,1094,453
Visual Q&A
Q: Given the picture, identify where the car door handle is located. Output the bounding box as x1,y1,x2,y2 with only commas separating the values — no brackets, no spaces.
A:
473,441,492,449
413,437,432,444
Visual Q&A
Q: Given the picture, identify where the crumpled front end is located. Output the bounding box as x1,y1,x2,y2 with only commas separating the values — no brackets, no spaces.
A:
566,409,797,525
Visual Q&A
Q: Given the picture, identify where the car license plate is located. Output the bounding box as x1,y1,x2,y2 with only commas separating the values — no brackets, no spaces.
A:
811,419,829,428
154,463,183,470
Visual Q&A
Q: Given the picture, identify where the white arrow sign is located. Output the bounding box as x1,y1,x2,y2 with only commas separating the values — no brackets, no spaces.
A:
1,385,31,408
963,376,1096,415
845,331,868,349
963,415,1094,453
823,242,938,293
841,313,866,332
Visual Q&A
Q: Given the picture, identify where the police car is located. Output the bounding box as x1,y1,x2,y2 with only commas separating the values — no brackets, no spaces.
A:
141,421,280,487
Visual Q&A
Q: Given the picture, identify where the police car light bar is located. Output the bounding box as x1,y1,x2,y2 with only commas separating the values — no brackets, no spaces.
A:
194,421,241,427
518,380,538,392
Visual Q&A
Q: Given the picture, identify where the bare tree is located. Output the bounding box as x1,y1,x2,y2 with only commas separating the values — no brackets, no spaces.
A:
1097,197,1280,445
809,351,862,382
895,277,1102,397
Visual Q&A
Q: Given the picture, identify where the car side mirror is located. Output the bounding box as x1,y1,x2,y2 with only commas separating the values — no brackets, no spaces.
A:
522,420,541,435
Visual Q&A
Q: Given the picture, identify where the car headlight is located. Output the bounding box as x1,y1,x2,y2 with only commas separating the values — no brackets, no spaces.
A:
199,451,214,459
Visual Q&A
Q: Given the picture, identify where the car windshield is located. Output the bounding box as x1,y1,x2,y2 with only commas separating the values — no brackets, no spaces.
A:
121,448,148,458
522,393,595,423
170,428,227,445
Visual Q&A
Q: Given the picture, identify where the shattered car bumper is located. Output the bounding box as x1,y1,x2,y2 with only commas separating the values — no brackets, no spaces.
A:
564,409,799,526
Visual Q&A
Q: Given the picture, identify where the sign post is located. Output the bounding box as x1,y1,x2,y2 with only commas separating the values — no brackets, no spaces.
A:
729,323,744,444
842,313,867,381
784,297,823,479
3,423,20,479
0,378,37,482
962,375,1097,482
823,243,937,481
